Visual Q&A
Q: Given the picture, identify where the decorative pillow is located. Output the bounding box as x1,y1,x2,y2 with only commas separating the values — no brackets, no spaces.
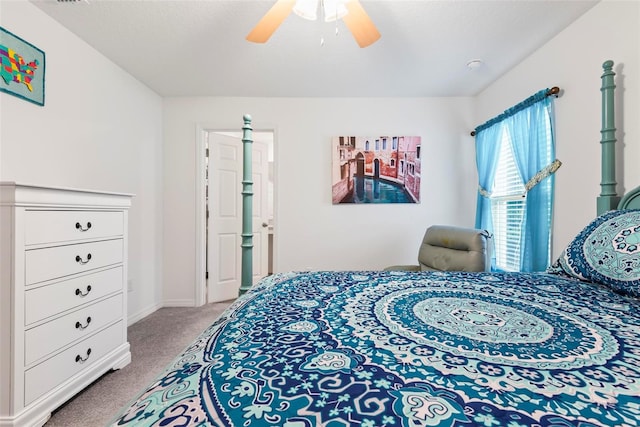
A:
548,209,640,297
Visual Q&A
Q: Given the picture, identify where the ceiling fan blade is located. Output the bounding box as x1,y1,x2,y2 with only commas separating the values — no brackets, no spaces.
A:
246,0,296,43
342,0,381,48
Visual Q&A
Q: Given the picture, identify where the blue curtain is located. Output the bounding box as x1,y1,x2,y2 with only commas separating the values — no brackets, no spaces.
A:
506,92,555,271
474,88,557,272
474,123,502,269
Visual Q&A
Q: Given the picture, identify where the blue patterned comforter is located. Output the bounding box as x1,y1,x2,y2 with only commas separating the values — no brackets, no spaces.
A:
111,271,640,427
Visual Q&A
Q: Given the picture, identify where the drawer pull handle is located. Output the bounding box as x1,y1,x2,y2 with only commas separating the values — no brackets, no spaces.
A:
75,285,92,297
75,317,92,330
75,253,92,264
75,221,92,232
75,348,92,364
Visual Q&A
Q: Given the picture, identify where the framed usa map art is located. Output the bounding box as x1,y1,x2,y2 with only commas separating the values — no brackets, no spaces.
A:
0,27,45,106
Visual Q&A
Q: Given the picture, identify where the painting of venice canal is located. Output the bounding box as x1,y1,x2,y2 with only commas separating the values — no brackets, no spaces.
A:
332,135,421,204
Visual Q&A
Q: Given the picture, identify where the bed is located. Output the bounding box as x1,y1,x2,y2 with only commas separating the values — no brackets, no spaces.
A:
110,62,640,427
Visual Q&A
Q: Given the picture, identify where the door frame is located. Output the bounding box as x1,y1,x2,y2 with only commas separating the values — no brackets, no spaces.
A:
194,123,276,306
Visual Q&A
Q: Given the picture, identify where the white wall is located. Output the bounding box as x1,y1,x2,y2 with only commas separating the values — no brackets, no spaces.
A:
475,0,640,257
163,97,477,305
0,0,164,323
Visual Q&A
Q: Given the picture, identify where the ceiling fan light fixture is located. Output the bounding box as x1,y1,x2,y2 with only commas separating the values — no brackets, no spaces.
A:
322,0,349,22
293,0,319,21
293,0,349,22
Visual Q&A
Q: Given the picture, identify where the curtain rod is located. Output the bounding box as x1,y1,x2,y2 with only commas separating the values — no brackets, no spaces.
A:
470,86,560,137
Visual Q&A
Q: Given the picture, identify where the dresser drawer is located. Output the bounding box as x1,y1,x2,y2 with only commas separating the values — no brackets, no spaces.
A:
25,239,123,285
25,210,124,246
25,266,123,325
24,321,124,405
24,294,123,366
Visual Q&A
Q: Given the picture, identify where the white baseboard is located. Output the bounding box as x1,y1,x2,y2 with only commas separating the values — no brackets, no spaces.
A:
127,302,162,326
127,299,200,327
161,299,197,307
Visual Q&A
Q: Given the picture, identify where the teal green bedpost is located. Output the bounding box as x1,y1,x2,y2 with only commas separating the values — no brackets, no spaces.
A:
239,114,254,295
597,60,620,214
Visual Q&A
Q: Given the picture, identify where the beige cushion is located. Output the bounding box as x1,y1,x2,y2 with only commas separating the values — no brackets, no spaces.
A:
385,225,492,272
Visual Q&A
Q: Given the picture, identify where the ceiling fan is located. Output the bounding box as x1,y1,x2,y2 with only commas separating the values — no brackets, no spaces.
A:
246,0,381,48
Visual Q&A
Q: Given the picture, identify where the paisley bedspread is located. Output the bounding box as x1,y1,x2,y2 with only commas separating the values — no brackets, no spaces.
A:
111,270,640,427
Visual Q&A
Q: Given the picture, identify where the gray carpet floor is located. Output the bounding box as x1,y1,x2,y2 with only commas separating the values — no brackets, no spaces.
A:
44,300,234,427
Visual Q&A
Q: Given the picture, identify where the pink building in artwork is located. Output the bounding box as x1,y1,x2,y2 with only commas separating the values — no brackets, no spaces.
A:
332,135,421,204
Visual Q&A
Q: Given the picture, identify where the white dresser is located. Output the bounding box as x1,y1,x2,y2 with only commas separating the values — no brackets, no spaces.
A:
0,183,133,427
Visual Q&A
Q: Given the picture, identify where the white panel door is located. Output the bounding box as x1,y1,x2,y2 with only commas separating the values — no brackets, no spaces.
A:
207,135,270,302
208,134,242,302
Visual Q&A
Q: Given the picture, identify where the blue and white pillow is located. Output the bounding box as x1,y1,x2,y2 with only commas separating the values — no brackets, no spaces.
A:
548,209,640,297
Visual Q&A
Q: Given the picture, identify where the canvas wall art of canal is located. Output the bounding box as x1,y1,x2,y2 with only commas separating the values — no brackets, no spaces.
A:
331,135,421,204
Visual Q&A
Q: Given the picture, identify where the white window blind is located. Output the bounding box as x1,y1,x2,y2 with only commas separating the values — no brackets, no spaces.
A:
491,128,526,271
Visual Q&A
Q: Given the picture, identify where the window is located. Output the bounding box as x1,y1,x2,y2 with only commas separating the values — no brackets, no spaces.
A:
375,139,380,151
382,138,387,150
392,137,398,150
416,145,421,159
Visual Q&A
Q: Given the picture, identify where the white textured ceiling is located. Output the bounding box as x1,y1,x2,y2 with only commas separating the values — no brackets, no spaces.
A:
30,0,599,97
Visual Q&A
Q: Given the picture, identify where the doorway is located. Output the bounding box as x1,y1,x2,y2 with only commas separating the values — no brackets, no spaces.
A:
196,129,275,304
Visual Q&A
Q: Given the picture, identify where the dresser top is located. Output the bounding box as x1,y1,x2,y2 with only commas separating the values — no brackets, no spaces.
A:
0,182,133,208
